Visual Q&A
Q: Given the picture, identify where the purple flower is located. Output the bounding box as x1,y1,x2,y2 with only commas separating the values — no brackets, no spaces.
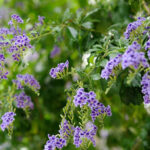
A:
0,27,10,35
124,17,145,39
104,105,112,116
0,54,9,79
141,72,150,104
73,88,112,121
0,15,31,62
49,60,69,79
50,45,61,58
148,50,150,59
44,135,66,150
15,92,34,109
73,88,88,107
7,34,32,61
59,119,72,139
145,40,150,51
0,112,16,131
101,54,122,80
38,16,45,25
73,126,84,147
0,71,9,79
13,74,40,93
0,54,5,65
122,41,149,69
11,14,23,23
73,122,97,147
12,53,20,61
8,20,13,26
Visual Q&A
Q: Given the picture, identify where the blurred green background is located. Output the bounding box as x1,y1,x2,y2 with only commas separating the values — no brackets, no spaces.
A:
0,0,150,150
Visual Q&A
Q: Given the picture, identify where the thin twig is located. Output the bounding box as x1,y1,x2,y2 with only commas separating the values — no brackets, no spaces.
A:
142,0,150,15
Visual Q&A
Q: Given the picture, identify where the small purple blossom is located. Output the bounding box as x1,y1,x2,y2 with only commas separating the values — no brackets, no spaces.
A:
8,20,13,25
15,92,34,109
73,88,112,121
38,16,45,25
7,34,32,61
0,54,9,79
104,105,112,116
122,41,149,69
50,45,61,58
124,17,146,39
148,50,150,59
49,60,69,79
0,112,16,131
13,74,40,93
44,135,66,150
145,40,150,51
73,122,97,147
101,54,122,80
0,71,9,79
141,72,150,104
11,14,23,23
59,119,72,139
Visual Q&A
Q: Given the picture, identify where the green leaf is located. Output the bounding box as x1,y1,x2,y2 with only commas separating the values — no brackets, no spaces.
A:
89,55,95,64
119,86,143,105
91,73,100,80
126,72,141,87
62,9,72,22
26,18,31,23
68,27,78,39
52,26,61,33
82,22,92,29
99,59,108,67
105,77,116,94
84,8,100,19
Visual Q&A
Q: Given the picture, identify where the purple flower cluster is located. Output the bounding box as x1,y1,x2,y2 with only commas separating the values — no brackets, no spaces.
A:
145,40,150,50
0,71,9,80
124,17,145,39
0,14,32,64
0,54,5,67
101,54,122,80
0,54,9,79
0,27,10,35
59,119,72,139
11,14,23,23
15,92,34,109
73,122,97,147
8,34,32,61
49,60,69,78
141,72,150,104
73,88,112,121
50,45,61,58
44,120,98,149
145,39,150,59
38,16,45,25
44,135,66,150
122,41,149,69
0,112,16,131
13,74,40,93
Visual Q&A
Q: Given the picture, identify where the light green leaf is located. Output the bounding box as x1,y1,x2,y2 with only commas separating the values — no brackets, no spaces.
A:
82,22,92,29
91,74,101,80
68,27,78,39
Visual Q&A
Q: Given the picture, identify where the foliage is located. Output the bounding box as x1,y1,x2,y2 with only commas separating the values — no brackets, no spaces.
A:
0,0,150,150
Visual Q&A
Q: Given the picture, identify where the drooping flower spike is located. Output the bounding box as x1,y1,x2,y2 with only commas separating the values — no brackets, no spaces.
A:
49,60,69,79
14,92,34,109
124,17,146,39
13,74,40,94
101,54,122,80
0,112,16,131
73,88,112,122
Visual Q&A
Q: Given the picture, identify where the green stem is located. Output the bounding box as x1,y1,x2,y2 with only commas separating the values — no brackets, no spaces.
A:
142,0,150,15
